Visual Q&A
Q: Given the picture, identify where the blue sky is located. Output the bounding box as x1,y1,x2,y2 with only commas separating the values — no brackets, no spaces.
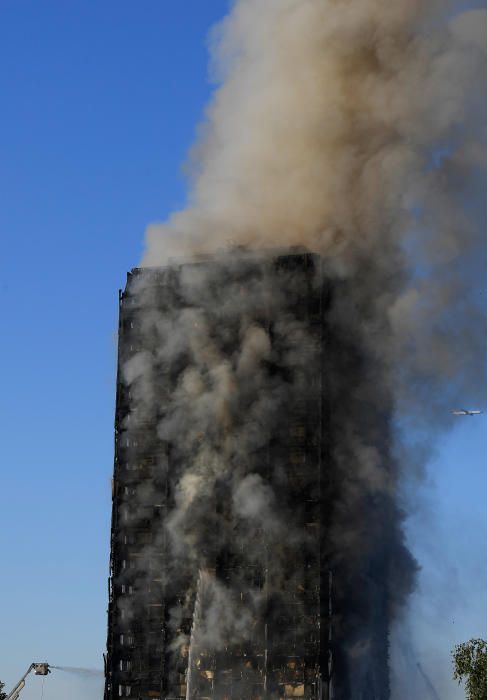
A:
0,2,229,698
0,2,485,700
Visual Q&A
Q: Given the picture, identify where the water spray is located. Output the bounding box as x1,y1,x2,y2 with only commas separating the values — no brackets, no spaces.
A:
5,663,103,700
50,665,103,677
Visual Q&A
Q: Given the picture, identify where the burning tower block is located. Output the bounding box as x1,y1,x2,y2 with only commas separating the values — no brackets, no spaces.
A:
105,250,405,700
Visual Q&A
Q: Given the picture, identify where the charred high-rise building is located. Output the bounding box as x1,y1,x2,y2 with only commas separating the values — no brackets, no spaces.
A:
105,251,404,700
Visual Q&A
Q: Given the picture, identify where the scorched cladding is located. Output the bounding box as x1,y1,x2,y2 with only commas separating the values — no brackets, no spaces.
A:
104,251,393,700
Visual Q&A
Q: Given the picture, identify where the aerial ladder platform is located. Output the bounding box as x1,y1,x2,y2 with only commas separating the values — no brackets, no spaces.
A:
6,663,50,700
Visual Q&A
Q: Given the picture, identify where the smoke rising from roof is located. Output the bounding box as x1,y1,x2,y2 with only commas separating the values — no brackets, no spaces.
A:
111,1,487,697
142,0,487,412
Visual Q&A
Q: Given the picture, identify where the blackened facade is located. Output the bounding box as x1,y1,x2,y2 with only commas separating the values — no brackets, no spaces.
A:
105,252,391,700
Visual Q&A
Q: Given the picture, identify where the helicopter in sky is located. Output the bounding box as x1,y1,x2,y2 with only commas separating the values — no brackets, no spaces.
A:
451,409,483,416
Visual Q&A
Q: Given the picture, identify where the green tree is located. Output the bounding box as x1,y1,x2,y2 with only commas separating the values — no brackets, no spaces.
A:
453,639,487,700
0,679,7,700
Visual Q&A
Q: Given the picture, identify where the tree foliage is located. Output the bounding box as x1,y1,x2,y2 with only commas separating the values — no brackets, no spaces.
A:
453,639,487,700
0,679,7,700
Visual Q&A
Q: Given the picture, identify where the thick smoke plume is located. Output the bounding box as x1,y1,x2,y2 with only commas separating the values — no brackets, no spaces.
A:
115,1,487,698
143,0,487,411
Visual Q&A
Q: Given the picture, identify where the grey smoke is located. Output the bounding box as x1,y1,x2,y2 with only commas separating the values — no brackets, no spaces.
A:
142,0,487,412
116,0,486,697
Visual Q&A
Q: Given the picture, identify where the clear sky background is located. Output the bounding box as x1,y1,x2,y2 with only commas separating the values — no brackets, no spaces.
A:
0,2,485,700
